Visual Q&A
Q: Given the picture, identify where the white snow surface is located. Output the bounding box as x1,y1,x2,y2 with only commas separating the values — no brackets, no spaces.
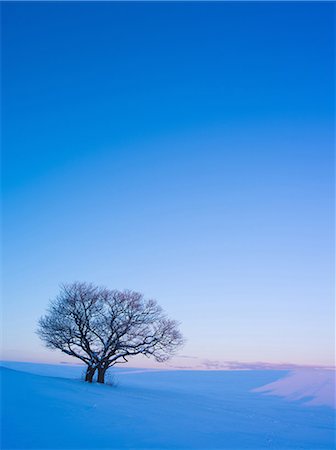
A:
1,361,335,449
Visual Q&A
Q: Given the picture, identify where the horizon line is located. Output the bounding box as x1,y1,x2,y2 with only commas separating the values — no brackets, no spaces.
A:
1,359,335,372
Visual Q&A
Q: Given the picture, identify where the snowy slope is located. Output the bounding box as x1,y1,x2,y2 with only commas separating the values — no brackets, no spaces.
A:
253,369,335,408
1,363,335,449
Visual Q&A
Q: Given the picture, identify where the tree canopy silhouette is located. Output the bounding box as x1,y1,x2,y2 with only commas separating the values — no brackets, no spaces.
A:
38,282,184,383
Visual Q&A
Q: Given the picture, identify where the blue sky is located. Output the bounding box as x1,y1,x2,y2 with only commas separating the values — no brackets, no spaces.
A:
2,2,335,368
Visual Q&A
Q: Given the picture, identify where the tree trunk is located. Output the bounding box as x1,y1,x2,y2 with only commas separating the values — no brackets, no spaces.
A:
85,366,95,383
97,366,107,384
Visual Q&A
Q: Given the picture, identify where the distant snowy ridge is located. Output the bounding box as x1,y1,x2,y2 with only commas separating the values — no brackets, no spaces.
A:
253,369,336,408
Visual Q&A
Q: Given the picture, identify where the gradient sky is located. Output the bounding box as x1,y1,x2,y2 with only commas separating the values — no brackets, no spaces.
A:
2,2,335,369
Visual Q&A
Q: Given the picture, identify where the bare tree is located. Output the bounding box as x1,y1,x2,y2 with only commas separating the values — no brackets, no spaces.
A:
37,282,184,383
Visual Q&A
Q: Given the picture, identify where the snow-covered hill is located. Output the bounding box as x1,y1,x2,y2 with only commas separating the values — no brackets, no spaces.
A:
1,362,334,449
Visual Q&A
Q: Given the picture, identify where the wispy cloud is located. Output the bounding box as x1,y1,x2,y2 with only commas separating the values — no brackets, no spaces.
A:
166,356,335,371
200,360,335,371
